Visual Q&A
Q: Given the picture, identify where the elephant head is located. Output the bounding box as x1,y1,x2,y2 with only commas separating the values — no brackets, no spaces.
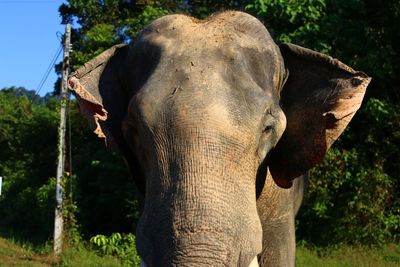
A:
69,11,370,267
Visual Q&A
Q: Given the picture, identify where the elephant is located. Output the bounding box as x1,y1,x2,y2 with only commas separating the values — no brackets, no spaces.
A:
68,11,370,267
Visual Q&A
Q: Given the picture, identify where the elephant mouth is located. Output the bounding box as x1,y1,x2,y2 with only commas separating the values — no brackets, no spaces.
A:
139,256,260,267
136,205,262,266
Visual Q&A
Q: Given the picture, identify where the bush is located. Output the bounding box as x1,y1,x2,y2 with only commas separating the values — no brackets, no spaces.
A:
296,147,398,245
90,233,140,266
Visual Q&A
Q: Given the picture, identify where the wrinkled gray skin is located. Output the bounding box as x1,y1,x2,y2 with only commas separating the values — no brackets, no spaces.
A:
69,11,370,267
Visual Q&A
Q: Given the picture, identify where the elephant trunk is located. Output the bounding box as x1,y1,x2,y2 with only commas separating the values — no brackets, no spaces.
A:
130,137,265,267
136,170,262,266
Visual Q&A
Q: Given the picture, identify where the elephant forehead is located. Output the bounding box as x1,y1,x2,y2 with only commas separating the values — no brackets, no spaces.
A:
143,11,270,46
127,11,284,139
131,11,284,105
138,11,279,62
132,66,271,136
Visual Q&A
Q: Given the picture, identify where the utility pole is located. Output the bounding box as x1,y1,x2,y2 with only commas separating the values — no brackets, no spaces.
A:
54,23,71,255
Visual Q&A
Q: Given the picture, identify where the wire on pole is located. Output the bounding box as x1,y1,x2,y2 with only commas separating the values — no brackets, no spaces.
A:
35,44,62,96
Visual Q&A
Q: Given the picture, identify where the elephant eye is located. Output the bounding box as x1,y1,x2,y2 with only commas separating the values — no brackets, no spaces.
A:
262,114,275,134
263,125,273,133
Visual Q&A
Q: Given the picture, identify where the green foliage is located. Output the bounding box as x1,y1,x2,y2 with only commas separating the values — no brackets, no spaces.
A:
0,86,55,105
184,1,248,19
0,88,59,242
246,0,330,52
360,99,400,176
59,0,173,72
123,5,169,37
0,236,126,267
59,246,125,267
0,89,140,244
296,243,400,267
90,233,140,266
297,147,398,245
62,173,82,246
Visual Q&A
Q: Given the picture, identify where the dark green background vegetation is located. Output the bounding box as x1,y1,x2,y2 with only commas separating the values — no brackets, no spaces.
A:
0,0,398,258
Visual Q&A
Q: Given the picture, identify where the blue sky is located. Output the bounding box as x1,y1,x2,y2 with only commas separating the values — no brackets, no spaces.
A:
0,0,66,96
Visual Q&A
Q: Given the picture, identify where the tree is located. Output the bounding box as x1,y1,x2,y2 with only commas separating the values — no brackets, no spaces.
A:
0,88,59,242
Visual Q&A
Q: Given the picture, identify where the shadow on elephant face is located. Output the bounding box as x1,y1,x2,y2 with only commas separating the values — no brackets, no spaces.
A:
68,11,370,267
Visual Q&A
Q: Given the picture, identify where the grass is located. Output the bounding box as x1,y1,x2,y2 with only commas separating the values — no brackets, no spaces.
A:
57,246,124,267
0,237,56,267
1,236,399,266
296,243,400,267
0,237,124,267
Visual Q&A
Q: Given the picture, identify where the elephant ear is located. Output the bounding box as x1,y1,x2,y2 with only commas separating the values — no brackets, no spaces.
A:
68,44,146,193
68,44,129,151
269,43,371,188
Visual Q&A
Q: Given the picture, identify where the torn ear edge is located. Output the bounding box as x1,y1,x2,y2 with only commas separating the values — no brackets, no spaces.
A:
69,76,108,139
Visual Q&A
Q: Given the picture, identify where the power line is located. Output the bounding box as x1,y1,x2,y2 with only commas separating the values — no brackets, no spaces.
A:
67,91,73,210
35,44,62,96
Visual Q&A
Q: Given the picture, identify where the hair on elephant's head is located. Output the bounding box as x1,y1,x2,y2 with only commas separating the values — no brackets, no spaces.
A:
69,11,370,267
